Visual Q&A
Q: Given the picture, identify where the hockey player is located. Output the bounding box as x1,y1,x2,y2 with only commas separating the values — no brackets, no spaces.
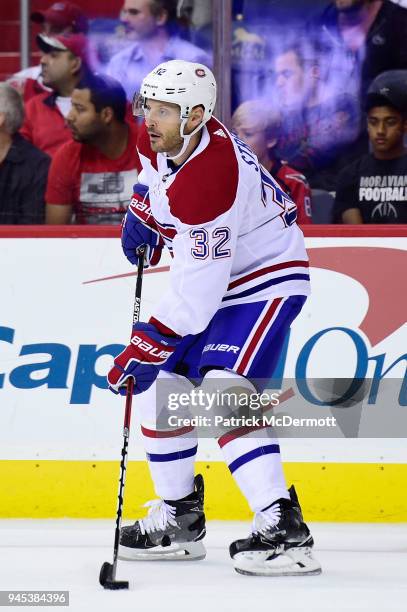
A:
107,59,321,576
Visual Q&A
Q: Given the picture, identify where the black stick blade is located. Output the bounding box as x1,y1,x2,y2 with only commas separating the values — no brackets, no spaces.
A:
99,562,129,590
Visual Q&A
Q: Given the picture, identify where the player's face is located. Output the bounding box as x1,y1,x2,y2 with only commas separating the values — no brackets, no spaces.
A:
40,49,77,88
120,0,160,40
275,51,305,109
232,118,270,164
68,88,104,142
367,106,407,157
144,99,184,155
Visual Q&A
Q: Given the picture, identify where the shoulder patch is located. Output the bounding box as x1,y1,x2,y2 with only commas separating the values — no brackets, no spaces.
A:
167,118,239,225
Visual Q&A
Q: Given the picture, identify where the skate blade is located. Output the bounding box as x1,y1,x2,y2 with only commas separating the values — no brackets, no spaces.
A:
233,547,322,577
118,539,206,562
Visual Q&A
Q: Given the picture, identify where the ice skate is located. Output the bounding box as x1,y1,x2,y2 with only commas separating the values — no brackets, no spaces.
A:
230,485,321,576
119,474,206,561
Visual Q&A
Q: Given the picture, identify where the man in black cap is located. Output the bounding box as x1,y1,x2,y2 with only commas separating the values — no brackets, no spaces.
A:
334,70,407,223
8,2,88,103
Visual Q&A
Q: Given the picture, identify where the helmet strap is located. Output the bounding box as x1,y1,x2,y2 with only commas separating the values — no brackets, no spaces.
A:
165,117,204,162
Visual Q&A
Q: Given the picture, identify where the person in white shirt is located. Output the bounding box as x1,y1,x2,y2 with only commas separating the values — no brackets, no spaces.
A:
106,0,211,100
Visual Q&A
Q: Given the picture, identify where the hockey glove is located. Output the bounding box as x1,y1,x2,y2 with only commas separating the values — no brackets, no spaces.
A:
122,184,164,267
107,322,181,395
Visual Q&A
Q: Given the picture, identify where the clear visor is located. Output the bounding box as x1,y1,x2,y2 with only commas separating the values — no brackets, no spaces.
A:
132,93,146,117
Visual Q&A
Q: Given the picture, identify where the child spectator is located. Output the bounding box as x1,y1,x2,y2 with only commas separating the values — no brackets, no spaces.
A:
334,70,407,223
232,100,312,224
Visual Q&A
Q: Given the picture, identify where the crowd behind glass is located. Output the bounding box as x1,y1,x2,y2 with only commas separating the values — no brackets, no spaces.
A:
1,0,406,225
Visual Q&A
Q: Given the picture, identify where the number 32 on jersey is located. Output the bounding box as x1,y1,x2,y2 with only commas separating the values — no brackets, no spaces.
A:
190,227,231,260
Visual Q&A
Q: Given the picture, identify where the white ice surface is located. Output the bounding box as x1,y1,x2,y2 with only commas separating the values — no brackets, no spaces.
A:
0,521,406,612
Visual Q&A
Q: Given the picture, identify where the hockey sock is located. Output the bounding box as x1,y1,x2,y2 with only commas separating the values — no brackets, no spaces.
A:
139,370,197,500
201,369,290,512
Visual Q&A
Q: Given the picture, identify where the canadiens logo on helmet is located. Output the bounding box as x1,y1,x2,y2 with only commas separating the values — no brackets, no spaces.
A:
195,68,206,78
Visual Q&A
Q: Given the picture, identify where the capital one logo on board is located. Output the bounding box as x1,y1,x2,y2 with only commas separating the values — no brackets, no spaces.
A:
0,247,406,405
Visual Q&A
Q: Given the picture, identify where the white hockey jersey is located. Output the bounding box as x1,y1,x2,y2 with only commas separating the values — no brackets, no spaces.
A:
137,117,310,337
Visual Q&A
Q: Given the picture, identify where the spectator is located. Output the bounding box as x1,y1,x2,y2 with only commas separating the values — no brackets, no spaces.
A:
334,70,407,223
45,74,141,225
231,100,312,224
106,0,211,100
294,0,407,192
274,42,322,113
272,42,321,167
0,84,50,224
8,2,88,103
314,0,407,98
20,33,89,157
272,42,361,189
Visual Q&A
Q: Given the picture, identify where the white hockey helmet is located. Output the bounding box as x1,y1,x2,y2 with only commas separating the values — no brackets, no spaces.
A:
133,60,216,159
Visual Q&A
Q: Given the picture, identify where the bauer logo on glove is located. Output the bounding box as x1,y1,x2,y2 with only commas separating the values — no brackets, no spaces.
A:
131,335,173,360
129,195,153,220
107,322,181,395
122,183,164,267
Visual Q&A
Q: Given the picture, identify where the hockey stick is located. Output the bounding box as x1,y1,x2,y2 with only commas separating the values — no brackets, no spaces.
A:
99,247,146,590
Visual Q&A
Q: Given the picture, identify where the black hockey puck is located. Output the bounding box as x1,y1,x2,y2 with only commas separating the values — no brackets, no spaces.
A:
99,562,129,590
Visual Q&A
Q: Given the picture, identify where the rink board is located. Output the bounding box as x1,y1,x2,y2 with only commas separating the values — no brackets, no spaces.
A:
0,226,406,520
1,460,407,522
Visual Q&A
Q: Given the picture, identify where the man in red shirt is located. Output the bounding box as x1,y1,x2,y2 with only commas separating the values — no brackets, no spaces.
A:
46,74,141,224
20,32,89,156
231,100,313,224
8,2,88,103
